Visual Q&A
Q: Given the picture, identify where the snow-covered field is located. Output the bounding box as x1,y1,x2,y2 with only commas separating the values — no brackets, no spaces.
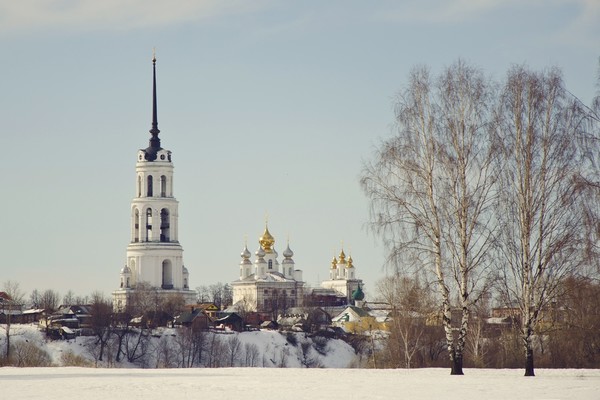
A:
1,367,599,400
2,325,599,399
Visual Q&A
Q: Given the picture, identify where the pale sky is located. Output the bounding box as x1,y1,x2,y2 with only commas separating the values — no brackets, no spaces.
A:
1,0,598,301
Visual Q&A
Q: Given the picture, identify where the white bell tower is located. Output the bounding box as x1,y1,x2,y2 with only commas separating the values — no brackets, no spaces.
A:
113,55,195,311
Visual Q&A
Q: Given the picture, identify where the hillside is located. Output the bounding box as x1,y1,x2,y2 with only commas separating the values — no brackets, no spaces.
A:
2,324,360,368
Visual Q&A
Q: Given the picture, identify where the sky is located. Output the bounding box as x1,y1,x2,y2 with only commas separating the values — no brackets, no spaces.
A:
1,0,599,301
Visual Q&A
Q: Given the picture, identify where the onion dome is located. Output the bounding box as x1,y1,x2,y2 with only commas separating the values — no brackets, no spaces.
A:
241,245,251,259
120,265,131,274
347,255,354,268
282,244,294,265
240,245,252,266
255,247,266,259
283,244,294,258
259,225,275,253
352,285,365,301
331,256,338,269
338,249,347,264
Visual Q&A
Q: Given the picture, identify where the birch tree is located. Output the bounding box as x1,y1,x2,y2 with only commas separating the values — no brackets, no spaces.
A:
361,60,498,375
495,66,594,376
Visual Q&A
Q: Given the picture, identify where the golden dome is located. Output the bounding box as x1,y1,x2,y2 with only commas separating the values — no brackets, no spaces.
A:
259,225,275,253
347,255,354,268
331,256,338,269
338,249,347,264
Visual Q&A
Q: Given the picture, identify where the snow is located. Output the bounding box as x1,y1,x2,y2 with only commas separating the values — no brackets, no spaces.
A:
1,367,599,400
2,324,599,399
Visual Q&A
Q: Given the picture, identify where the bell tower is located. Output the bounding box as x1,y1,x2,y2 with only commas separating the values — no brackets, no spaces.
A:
113,54,195,311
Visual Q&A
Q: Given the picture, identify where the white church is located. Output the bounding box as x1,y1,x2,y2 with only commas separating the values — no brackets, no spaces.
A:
320,248,364,304
231,225,304,314
112,56,196,312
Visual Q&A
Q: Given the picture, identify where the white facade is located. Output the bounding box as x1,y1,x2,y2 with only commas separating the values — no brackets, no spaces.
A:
113,57,195,311
231,226,304,315
320,249,363,304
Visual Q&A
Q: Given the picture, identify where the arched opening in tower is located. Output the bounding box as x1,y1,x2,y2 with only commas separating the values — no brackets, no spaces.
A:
147,175,153,197
134,208,140,242
160,208,170,242
146,208,153,241
162,260,173,289
160,175,167,197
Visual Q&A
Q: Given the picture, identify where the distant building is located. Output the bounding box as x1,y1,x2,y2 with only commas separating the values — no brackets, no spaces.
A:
231,225,304,316
320,249,364,305
112,56,196,312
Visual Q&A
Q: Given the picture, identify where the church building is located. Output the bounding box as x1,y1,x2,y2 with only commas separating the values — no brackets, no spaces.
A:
231,225,304,315
113,56,196,312
320,248,364,305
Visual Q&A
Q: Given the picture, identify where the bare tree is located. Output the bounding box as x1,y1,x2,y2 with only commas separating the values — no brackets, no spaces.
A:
40,289,60,311
62,290,76,306
196,285,210,303
89,291,113,362
1,281,25,362
29,289,41,309
465,295,491,367
225,334,242,367
361,60,498,375
376,273,434,368
495,65,595,376
244,342,260,367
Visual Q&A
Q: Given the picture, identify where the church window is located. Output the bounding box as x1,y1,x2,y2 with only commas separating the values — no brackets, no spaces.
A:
160,208,170,242
146,208,153,241
264,289,269,295
137,175,142,197
160,175,167,197
268,259,273,270
147,175,153,197
126,277,130,288
291,290,295,295
133,208,140,242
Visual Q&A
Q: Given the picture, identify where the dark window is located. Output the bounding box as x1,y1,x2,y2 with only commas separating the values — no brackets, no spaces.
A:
147,175,153,197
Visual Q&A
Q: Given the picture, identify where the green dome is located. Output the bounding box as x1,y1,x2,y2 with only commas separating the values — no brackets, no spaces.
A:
351,285,364,301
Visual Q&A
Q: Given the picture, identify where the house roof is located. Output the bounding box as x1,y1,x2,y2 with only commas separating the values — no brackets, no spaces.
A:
234,271,298,283
195,303,219,311
332,306,371,322
175,309,203,324
215,312,242,323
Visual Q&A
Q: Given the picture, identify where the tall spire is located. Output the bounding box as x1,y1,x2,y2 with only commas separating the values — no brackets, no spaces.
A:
145,49,162,161
150,49,160,137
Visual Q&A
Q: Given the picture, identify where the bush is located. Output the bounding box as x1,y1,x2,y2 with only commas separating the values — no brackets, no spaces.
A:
285,332,298,346
312,336,328,356
61,350,93,367
11,341,52,367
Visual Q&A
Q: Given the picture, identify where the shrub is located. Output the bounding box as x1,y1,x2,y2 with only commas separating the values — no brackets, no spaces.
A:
11,341,52,367
285,332,298,346
61,350,93,367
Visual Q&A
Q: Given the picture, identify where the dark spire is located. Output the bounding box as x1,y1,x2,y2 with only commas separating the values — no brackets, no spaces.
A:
144,50,162,161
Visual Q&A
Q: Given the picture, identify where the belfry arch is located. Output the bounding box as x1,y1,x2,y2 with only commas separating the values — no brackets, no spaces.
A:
160,208,170,242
